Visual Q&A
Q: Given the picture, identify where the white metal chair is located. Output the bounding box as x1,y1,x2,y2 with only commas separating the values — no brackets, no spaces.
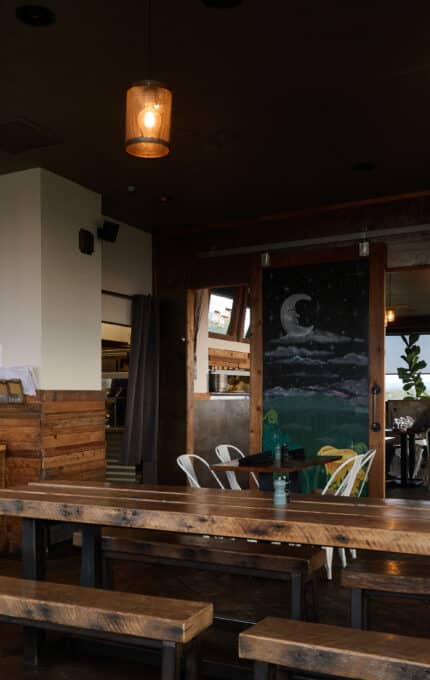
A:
177,454,225,489
322,449,377,577
215,444,259,490
346,448,376,561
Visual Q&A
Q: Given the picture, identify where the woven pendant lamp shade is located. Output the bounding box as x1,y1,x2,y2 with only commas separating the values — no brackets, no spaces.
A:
125,81,172,158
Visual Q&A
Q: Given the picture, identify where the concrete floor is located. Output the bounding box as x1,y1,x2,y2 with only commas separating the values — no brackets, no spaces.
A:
0,537,429,680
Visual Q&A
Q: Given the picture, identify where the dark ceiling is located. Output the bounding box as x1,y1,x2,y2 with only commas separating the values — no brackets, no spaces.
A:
2,0,430,232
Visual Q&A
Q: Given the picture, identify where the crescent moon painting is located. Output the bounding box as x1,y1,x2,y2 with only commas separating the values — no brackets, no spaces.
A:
280,293,314,340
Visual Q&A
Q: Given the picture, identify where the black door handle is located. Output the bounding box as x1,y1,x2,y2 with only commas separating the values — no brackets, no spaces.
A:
371,383,381,432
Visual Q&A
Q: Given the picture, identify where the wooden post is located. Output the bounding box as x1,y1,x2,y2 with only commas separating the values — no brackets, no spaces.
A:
368,242,386,498
250,266,263,454
186,289,195,455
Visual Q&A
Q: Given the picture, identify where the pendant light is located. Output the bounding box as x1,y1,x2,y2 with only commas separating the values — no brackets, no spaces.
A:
125,0,172,158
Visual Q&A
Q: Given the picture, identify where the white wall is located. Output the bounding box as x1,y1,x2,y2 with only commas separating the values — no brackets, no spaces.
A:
101,219,152,325
40,170,102,390
0,169,42,375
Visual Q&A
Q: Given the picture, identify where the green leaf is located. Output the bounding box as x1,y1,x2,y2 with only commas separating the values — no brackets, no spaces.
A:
410,333,420,344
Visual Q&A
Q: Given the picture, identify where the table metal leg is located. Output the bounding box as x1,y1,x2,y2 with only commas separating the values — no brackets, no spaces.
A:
22,518,46,666
80,524,102,587
351,588,367,629
289,471,301,493
400,433,408,487
408,433,416,481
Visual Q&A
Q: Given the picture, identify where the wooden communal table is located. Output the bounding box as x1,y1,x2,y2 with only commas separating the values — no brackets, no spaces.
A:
212,455,341,490
3,481,430,659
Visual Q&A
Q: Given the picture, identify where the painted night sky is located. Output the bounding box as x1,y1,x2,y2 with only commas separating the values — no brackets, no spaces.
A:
263,260,369,483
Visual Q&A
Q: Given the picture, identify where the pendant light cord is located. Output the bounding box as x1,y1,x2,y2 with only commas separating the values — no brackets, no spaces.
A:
146,0,152,79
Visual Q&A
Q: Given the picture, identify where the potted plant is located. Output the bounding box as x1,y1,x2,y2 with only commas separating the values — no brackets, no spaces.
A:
397,334,429,400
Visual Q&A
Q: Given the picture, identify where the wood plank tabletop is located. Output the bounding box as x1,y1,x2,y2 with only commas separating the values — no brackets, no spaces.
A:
2,482,430,555
212,455,341,474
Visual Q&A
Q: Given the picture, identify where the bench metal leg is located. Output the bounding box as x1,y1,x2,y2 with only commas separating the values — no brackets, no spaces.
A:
290,571,303,620
351,588,367,629
254,661,270,679
22,518,47,667
102,556,114,590
185,639,200,680
304,575,319,622
80,525,102,588
161,641,181,680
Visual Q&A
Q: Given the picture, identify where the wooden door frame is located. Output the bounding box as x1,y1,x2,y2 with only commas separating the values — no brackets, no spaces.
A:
250,243,386,497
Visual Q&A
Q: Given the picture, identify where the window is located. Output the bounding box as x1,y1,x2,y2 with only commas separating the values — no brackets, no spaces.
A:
385,334,430,399
208,286,251,342
208,290,234,336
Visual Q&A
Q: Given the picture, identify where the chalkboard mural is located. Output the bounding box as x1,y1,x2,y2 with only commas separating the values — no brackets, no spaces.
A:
263,260,369,492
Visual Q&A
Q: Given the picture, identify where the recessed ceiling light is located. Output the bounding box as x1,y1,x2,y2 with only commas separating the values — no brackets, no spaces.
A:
16,5,55,27
202,0,243,8
352,161,376,172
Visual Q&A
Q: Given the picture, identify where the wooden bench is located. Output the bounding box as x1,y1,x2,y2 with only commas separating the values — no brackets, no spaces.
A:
239,617,430,679
73,528,325,621
0,575,212,679
341,557,430,629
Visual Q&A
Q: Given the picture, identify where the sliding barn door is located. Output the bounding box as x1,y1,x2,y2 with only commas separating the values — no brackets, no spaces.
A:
250,244,385,497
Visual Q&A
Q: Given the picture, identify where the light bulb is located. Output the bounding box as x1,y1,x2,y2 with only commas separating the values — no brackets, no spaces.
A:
137,105,161,134
385,308,396,324
143,110,156,128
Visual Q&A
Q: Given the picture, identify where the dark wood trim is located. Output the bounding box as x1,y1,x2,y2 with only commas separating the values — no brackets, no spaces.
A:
161,190,430,237
186,290,195,454
368,242,386,498
386,264,430,273
249,266,263,454
269,244,362,269
386,315,430,336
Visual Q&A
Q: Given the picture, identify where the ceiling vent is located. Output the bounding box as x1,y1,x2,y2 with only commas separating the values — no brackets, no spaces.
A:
0,119,59,154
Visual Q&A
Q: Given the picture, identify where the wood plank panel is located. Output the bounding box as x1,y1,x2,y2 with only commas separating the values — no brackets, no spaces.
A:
39,390,105,402
42,448,105,471
0,575,212,643
42,401,105,414
2,487,430,554
23,483,430,520
42,429,105,450
341,558,430,595
0,390,106,550
239,617,430,680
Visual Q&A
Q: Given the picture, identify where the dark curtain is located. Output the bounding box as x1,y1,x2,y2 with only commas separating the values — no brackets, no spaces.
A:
121,295,160,482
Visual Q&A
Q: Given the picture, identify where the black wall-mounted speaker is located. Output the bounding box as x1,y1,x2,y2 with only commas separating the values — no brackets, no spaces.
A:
97,220,119,243
79,229,94,255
